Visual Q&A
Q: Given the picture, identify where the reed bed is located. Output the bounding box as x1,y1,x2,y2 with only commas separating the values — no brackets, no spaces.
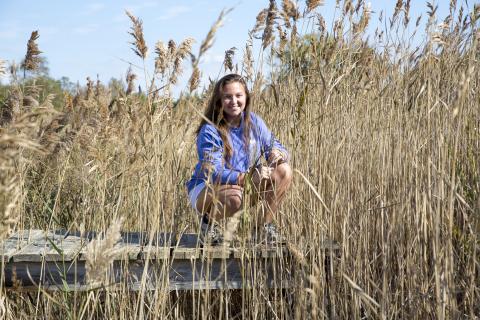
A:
0,0,479,318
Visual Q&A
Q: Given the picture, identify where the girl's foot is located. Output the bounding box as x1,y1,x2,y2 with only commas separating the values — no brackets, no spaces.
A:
199,218,223,246
263,223,285,244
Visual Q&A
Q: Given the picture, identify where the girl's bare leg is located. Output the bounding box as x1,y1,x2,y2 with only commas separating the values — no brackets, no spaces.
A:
195,185,244,221
195,162,292,224
256,162,293,224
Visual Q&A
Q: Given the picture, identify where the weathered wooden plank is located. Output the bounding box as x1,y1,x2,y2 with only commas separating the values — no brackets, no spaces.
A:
3,258,293,291
202,246,232,259
42,234,84,261
1,230,45,262
12,231,84,262
77,232,143,261
261,245,288,258
232,244,283,259
140,232,174,260
111,232,144,260
172,234,200,259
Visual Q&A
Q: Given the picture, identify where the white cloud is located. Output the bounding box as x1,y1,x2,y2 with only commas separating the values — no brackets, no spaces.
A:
157,5,191,21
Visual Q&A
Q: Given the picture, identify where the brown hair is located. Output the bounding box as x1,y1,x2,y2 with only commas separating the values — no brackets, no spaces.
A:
197,74,252,163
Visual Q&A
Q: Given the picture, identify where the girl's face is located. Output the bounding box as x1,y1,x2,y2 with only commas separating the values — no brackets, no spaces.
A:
220,81,247,125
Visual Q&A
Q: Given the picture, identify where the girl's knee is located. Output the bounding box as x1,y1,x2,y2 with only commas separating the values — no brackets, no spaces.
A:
224,192,243,212
273,163,293,185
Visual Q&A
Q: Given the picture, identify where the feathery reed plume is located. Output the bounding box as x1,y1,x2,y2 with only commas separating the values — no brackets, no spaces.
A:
426,2,438,31
188,9,229,92
85,77,94,100
188,65,201,92
282,0,299,21
22,30,41,72
287,242,307,267
280,10,292,29
427,2,438,18
175,38,194,62
64,92,73,111
223,210,243,245
450,0,457,15
126,67,137,95
155,41,168,75
392,0,403,23
199,9,230,59
126,10,148,59
84,217,124,287
416,15,422,28
167,39,176,58
242,35,254,81
170,37,194,84
252,8,268,35
343,0,353,15
9,61,18,80
354,0,363,14
95,76,101,98
277,24,288,53
317,13,327,33
262,0,277,49
223,47,237,72
353,2,371,35
306,0,325,14
404,0,411,27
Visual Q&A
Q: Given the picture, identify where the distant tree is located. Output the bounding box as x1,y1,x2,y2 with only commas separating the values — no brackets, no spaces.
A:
59,76,76,93
108,77,125,98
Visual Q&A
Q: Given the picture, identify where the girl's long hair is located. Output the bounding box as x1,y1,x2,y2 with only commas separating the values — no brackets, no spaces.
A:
196,74,252,163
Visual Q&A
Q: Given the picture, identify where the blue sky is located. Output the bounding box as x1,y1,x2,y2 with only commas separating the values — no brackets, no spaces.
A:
0,0,453,91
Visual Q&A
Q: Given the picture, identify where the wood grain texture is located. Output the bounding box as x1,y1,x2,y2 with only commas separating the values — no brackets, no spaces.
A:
1,230,44,262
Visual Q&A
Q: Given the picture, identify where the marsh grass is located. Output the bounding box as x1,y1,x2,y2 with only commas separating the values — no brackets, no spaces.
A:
0,0,479,318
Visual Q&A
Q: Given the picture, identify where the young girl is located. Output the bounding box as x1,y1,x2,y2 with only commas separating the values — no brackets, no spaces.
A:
186,74,292,245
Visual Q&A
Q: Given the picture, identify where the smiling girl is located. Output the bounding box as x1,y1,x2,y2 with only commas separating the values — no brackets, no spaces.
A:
186,74,292,245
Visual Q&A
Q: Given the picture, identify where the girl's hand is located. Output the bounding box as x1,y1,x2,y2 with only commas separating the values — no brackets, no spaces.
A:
268,149,287,167
252,165,273,185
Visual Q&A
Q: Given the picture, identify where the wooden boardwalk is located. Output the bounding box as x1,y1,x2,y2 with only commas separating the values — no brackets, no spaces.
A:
1,230,339,291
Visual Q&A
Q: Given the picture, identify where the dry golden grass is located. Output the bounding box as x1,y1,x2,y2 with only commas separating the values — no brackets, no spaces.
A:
0,0,479,318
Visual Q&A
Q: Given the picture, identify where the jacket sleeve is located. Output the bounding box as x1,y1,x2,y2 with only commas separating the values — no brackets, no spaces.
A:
252,113,289,162
197,125,240,184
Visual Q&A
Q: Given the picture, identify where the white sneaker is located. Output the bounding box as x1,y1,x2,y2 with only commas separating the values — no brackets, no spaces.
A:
199,218,223,246
263,223,285,244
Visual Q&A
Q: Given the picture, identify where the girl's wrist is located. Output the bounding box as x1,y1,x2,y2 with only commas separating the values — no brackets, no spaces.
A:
238,173,245,187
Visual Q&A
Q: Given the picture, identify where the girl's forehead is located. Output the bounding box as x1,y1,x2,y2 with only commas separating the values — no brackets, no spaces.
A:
221,81,246,93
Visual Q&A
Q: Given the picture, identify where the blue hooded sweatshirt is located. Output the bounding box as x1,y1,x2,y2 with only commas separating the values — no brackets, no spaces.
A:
186,112,288,193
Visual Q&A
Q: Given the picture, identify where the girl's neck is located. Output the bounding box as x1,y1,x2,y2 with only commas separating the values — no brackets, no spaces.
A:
225,113,243,128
